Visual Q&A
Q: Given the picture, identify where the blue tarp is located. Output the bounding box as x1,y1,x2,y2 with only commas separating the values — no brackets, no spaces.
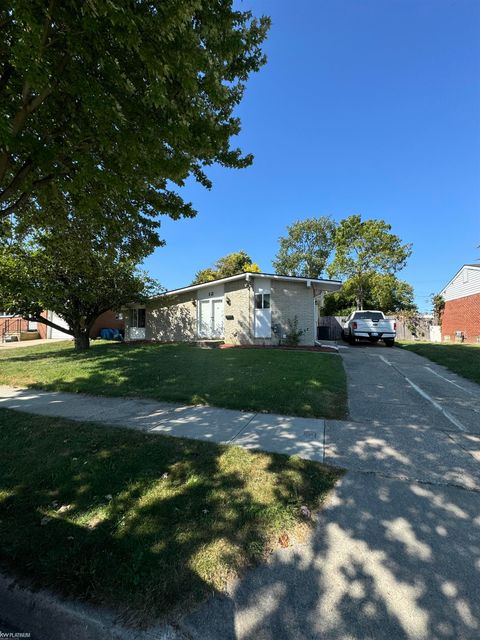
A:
99,328,123,341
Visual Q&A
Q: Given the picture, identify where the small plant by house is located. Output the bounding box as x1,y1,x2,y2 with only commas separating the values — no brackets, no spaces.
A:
284,316,306,347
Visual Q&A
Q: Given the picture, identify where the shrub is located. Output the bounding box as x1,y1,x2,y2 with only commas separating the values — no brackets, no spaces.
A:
284,316,305,346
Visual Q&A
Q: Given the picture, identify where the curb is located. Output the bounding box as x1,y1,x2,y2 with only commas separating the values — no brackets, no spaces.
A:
0,573,184,640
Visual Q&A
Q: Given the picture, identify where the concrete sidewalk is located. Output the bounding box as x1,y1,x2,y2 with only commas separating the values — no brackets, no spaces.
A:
1,384,479,491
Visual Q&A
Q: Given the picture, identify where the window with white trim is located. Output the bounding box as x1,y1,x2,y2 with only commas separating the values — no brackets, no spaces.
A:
255,293,270,309
130,308,146,328
0,310,15,317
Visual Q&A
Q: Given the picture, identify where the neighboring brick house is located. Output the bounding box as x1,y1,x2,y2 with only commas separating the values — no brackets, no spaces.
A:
0,313,48,341
439,264,480,343
123,272,342,346
1,310,124,342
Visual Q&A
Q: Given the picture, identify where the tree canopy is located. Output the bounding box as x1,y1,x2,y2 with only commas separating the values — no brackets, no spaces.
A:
0,213,161,350
272,216,336,278
0,1,270,230
328,214,412,310
322,273,416,316
192,250,260,284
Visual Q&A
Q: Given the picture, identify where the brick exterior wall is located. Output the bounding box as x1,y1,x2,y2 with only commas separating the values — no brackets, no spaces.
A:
0,316,29,336
90,310,125,338
126,278,317,346
146,292,197,342
224,280,253,344
441,293,480,343
271,281,315,346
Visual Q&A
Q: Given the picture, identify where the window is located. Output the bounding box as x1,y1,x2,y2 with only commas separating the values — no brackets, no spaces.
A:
0,310,15,317
130,308,146,328
255,293,270,309
353,311,384,321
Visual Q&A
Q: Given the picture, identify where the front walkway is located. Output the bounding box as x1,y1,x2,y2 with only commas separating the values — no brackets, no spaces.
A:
1,381,479,492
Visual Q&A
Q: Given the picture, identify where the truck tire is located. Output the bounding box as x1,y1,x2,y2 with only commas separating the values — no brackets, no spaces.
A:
341,329,347,342
384,338,395,347
348,332,356,345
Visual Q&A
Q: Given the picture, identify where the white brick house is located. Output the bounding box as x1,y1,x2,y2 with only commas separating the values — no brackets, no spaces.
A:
123,272,342,346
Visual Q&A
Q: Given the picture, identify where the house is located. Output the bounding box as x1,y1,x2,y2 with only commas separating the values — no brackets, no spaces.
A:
123,272,342,346
1,310,124,343
439,264,480,343
0,313,48,342
41,310,124,339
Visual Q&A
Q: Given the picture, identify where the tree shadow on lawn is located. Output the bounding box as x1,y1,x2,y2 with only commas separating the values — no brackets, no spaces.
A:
0,409,339,628
4,342,346,418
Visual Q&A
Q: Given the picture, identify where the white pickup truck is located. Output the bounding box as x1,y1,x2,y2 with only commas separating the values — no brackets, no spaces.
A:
341,310,396,346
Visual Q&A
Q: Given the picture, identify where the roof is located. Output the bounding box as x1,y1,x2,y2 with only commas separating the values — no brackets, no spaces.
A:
440,263,480,295
153,271,343,299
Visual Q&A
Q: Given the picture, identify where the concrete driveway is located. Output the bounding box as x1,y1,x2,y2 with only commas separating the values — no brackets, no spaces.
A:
179,345,480,640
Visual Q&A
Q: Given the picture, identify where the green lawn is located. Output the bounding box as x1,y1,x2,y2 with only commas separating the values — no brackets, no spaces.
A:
398,341,480,385
0,409,341,621
0,341,347,419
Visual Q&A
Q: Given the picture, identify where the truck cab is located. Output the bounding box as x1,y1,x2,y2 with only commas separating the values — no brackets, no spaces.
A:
342,310,396,346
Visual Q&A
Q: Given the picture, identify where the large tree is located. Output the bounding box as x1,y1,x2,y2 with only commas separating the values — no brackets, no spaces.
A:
322,273,416,316
192,250,260,284
0,214,161,350
328,214,412,309
272,216,336,278
0,2,269,228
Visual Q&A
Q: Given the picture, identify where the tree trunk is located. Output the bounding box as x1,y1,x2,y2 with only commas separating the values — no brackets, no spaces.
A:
73,330,90,351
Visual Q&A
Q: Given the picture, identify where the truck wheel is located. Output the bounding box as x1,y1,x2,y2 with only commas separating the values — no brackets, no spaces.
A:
384,339,395,347
341,329,347,342
348,333,356,345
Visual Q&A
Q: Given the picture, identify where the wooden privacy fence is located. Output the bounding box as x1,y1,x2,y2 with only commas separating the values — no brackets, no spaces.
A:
317,315,440,342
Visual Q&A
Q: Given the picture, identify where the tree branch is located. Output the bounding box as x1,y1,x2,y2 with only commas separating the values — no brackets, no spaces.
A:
27,313,74,337
0,172,54,217
0,159,33,201
0,63,13,94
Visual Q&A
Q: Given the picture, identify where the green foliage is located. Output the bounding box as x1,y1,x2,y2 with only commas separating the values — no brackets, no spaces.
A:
192,268,218,285
328,214,412,309
272,217,336,278
431,293,445,323
0,214,161,349
193,250,260,284
322,273,416,316
0,2,270,229
283,316,306,346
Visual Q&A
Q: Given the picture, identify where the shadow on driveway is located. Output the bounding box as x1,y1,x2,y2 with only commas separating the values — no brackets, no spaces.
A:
181,472,480,640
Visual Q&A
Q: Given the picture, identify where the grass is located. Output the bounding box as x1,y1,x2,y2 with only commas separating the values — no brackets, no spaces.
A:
0,341,347,419
0,409,341,621
398,341,480,385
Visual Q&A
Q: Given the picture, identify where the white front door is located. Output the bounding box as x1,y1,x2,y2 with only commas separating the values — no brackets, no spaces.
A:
254,294,271,338
198,298,224,339
254,279,271,338
198,300,211,337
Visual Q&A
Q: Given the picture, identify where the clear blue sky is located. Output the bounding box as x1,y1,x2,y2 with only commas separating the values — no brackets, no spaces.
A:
144,0,480,311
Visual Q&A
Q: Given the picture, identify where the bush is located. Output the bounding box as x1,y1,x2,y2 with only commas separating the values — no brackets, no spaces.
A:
284,316,305,346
